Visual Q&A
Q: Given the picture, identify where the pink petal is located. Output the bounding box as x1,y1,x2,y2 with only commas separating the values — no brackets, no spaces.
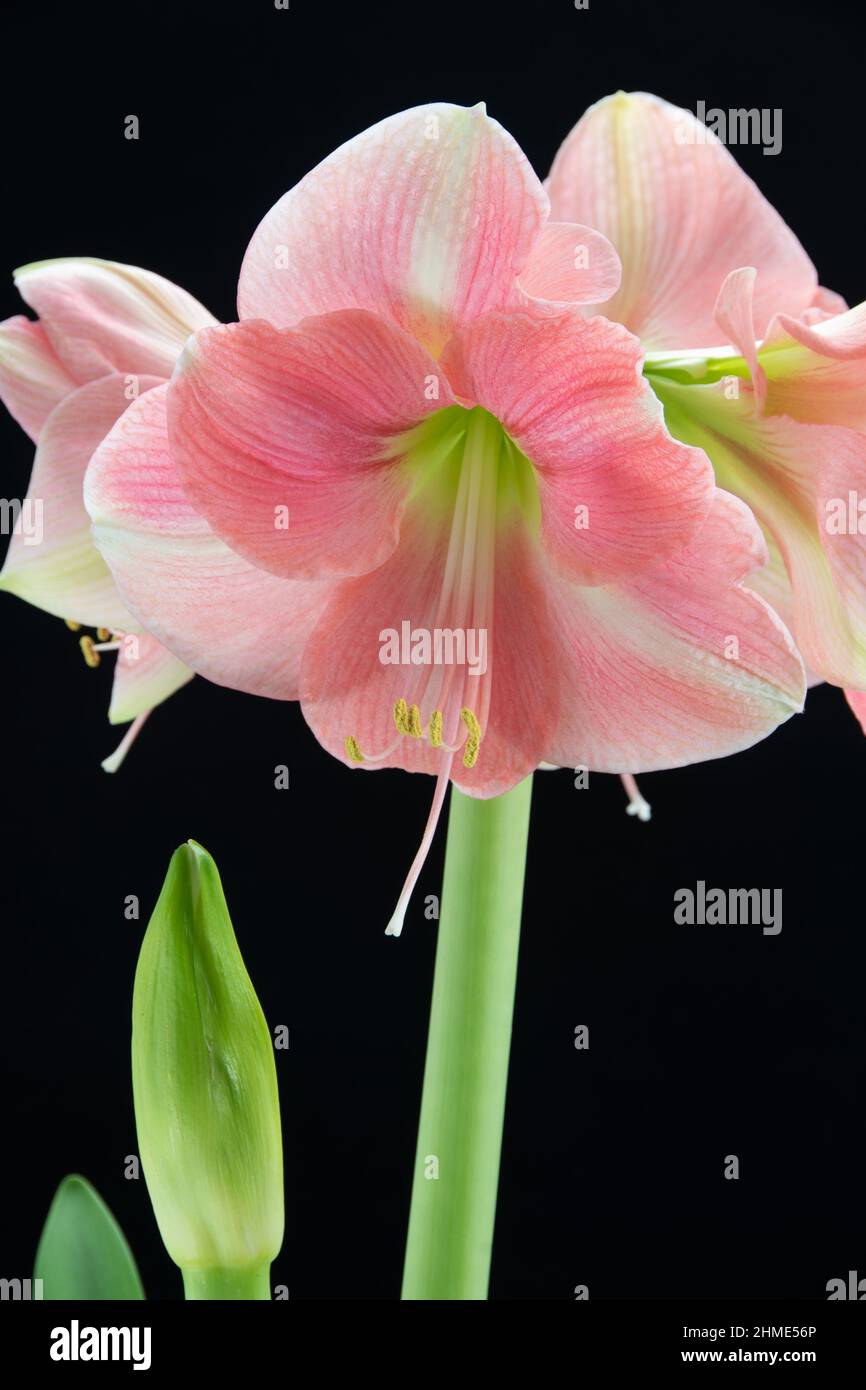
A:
1,373,161,627
542,490,805,771
714,267,767,411
168,311,454,581
0,315,78,442
86,383,337,700
514,221,621,310
844,688,866,733
238,103,547,354
810,286,848,318
761,300,866,430
743,525,795,631
546,92,817,349
440,310,714,583
665,378,866,690
299,502,556,797
108,630,193,724
14,258,216,383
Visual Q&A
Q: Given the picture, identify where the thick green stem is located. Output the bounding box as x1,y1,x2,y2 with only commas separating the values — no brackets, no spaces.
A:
401,775,533,1300
182,1263,272,1300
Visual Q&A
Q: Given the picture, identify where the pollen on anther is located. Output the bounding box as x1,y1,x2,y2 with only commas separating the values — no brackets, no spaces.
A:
96,627,111,642
394,698,409,734
65,619,81,632
345,735,364,763
407,704,423,737
79,635,101,669
460,707,482,768
429,710,443,747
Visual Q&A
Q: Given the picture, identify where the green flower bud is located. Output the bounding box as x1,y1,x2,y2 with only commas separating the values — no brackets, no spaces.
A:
132,841,283,1299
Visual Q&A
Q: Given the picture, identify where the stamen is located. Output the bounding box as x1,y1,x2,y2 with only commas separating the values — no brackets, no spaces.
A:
407,703,423,737
428,710,443,747
79,635,100,668
65,619,81,632
345,736,364,763
96,627,112,641
621,773,652,823
394,698,410,734
460,707,482,768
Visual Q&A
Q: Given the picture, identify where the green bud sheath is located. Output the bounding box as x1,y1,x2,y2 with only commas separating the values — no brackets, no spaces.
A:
132,841,283,1299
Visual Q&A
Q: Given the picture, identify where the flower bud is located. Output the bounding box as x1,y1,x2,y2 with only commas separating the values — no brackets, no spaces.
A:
132,841,283,1299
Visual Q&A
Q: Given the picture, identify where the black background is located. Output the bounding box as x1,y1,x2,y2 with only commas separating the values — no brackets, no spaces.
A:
0,0,864,1302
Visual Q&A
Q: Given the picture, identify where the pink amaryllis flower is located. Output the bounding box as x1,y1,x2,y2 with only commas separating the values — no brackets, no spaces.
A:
84,104,805,931
546,91,866,725
0,258,213,767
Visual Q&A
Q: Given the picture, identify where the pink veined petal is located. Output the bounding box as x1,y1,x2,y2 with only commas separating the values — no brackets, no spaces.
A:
545,91,817,349
664,379,866,690
85,383,338,700
238,103,548,354
743,524,795,628
714,267,767,411
764,300,866,358
513,221,622,311
0,373,162,628
844,688,866,734
168,310,455,582
760,300,866,430
0,315,78,442
809,285,849,317
542,490,805,771
740,526,823,688
14,257,216,383
108,630,193,724
299,502,558,799
440,310,714,583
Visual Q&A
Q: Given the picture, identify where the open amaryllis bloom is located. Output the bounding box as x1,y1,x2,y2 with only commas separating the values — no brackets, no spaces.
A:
85,103,806,931
547,91,866,724
0,258,216,767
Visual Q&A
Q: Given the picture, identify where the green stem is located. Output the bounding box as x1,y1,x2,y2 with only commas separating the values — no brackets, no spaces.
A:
182,1263,272,1300
401,774,533,1300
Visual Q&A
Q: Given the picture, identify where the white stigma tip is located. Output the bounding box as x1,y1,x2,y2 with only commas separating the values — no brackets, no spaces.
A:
625,797,652,823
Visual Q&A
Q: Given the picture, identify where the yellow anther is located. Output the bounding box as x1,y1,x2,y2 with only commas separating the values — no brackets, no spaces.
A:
407,703,423,737
65,619,81,632
96,627,111,641
79,635,101,669
344,735,364,763
460,707,482,769
394,698,410,734
429,710,443,747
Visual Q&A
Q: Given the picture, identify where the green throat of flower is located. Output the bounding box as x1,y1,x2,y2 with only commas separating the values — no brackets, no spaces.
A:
345,406,540,774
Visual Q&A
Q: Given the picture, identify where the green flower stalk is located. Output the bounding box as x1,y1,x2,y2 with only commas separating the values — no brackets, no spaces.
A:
132,841,283,1299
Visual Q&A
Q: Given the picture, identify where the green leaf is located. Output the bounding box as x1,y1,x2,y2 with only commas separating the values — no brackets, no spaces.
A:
35,1174,145,1300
